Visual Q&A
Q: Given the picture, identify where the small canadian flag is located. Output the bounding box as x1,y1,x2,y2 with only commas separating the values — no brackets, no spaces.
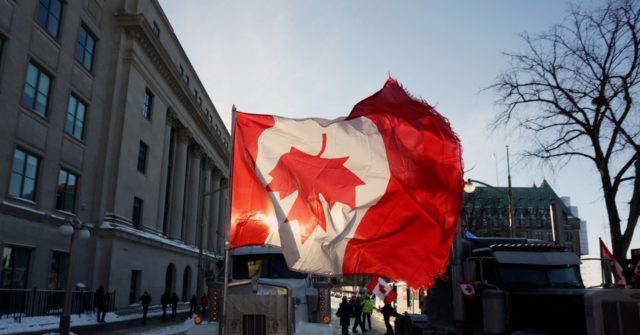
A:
459,282,476,300
366,276,398,304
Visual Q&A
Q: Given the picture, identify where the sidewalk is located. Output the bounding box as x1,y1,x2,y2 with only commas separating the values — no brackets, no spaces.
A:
0,303,193,335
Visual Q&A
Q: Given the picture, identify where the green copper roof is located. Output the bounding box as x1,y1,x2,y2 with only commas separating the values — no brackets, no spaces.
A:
463,179,575,217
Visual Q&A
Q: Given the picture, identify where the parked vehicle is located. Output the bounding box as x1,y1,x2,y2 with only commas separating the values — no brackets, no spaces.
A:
224,246,332,335
396,234,640,335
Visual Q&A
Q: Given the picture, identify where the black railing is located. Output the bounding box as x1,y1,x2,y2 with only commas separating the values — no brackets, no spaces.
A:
0,288,115,322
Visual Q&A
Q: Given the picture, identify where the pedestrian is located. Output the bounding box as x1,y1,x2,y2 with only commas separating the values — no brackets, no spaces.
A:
199,293,209,318
171,292,179,320
161,292,169,321
336,296,352,335
139,291,152,323
352,297,365,333
381,302,395,335
362,295,373,331
189,294,198,317
95,286,107,323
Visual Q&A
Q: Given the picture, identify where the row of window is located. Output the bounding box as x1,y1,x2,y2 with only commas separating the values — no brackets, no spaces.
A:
1,245,68,289
9,144,147,223
37,0,97,72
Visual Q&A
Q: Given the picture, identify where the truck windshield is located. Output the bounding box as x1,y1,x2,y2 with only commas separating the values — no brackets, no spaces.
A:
499,264,583,289
232,254,307,279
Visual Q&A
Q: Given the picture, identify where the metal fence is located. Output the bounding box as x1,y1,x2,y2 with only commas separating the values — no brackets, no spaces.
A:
0,288,116,322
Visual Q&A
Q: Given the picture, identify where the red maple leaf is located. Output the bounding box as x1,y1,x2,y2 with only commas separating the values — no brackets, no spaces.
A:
267,133,365,244
378,284,387,294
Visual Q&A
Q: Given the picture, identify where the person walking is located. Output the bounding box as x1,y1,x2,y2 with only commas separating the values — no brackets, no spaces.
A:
95,286,107,323
351,297,365,333
189,294,197,317
381,303,395,335
139,291,152,323
199,293,209,318
171,292,179,320
336,296,352,335
160,292,169,321
362,295,373,331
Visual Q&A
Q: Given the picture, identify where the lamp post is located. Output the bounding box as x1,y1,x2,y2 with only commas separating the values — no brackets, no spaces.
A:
464,178,515,237
58,217,90,335
196,184,229,303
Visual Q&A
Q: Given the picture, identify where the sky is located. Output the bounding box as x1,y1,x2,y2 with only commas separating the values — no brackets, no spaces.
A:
157,0,638,284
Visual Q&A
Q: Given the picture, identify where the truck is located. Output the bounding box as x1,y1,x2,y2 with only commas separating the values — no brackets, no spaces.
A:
396,234,640,335
223,246,333,335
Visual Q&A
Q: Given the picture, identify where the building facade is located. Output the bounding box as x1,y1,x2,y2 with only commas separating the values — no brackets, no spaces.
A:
461,180,585,255
0,0,230,308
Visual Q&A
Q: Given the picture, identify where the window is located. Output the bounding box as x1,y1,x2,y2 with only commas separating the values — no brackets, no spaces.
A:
129,270,140,304
9,148,40,201
193,88,198,98
179,65,184,76
1,246,32,288
47,251,69,289
151,21,160,37
142,88,153,120
21,63,51,117
36,0,62,39
56,168,77,212
65,95,86,140
75,26,96,71
184,74,189,85
564,232,573,242
198,96,202,106
132,197,143,229
137,141,148,174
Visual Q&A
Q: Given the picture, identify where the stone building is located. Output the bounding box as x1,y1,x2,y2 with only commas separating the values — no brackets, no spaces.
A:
0,0,230,308
461,180,585,255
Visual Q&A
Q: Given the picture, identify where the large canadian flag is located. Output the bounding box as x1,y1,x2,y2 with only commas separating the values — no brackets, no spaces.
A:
230,78,463,288
600,239,627,288
366,276,398,304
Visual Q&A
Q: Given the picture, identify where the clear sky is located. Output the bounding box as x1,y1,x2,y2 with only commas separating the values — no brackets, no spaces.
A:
158,0,638,283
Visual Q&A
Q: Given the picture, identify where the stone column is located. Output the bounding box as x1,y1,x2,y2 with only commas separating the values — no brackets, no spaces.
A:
209,169,222,253
201,157,212,250
157,110,176,233
185,144,202,245
169,128,190,240
217,178,229,255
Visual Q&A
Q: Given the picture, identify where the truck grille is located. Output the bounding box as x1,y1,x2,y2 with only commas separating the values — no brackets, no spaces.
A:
243,314,266,335
602,301,640,335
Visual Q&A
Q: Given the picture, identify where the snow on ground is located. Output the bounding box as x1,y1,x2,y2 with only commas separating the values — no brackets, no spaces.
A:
0,306,192,335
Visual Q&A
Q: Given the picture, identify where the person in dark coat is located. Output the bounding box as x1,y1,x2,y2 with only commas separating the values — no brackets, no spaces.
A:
189,294,197,317
160,292,169,320
199,293,209,318
171,292,179,320
95,286,107,323
381,303,395,335
336,296,352,335
351,297,365,333
139,291,152,323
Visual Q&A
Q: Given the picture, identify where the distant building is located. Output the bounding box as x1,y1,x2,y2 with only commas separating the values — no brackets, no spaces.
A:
461,180,585,255
0,0,229,308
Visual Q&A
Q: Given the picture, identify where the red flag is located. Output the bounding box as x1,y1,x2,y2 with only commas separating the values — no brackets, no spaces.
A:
230,78,463,288
366,276,397,304
600,239,627,288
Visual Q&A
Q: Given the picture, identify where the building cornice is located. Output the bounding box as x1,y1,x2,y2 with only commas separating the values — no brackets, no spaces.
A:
114,14,229,166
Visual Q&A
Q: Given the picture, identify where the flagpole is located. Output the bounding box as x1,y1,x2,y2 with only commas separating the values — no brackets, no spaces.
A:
220,105,238,335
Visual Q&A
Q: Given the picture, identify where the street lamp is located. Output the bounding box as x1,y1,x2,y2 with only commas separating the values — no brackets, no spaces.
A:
196,185,229,303
58,217,90,335
464,178,515,237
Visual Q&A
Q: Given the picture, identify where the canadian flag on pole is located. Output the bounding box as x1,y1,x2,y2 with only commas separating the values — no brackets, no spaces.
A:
600,239,627,288
230,78,463,288
459,282,476,301
366,276,398,304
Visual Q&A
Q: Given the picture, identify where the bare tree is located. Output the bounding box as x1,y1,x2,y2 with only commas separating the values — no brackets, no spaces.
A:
491,0,639,264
